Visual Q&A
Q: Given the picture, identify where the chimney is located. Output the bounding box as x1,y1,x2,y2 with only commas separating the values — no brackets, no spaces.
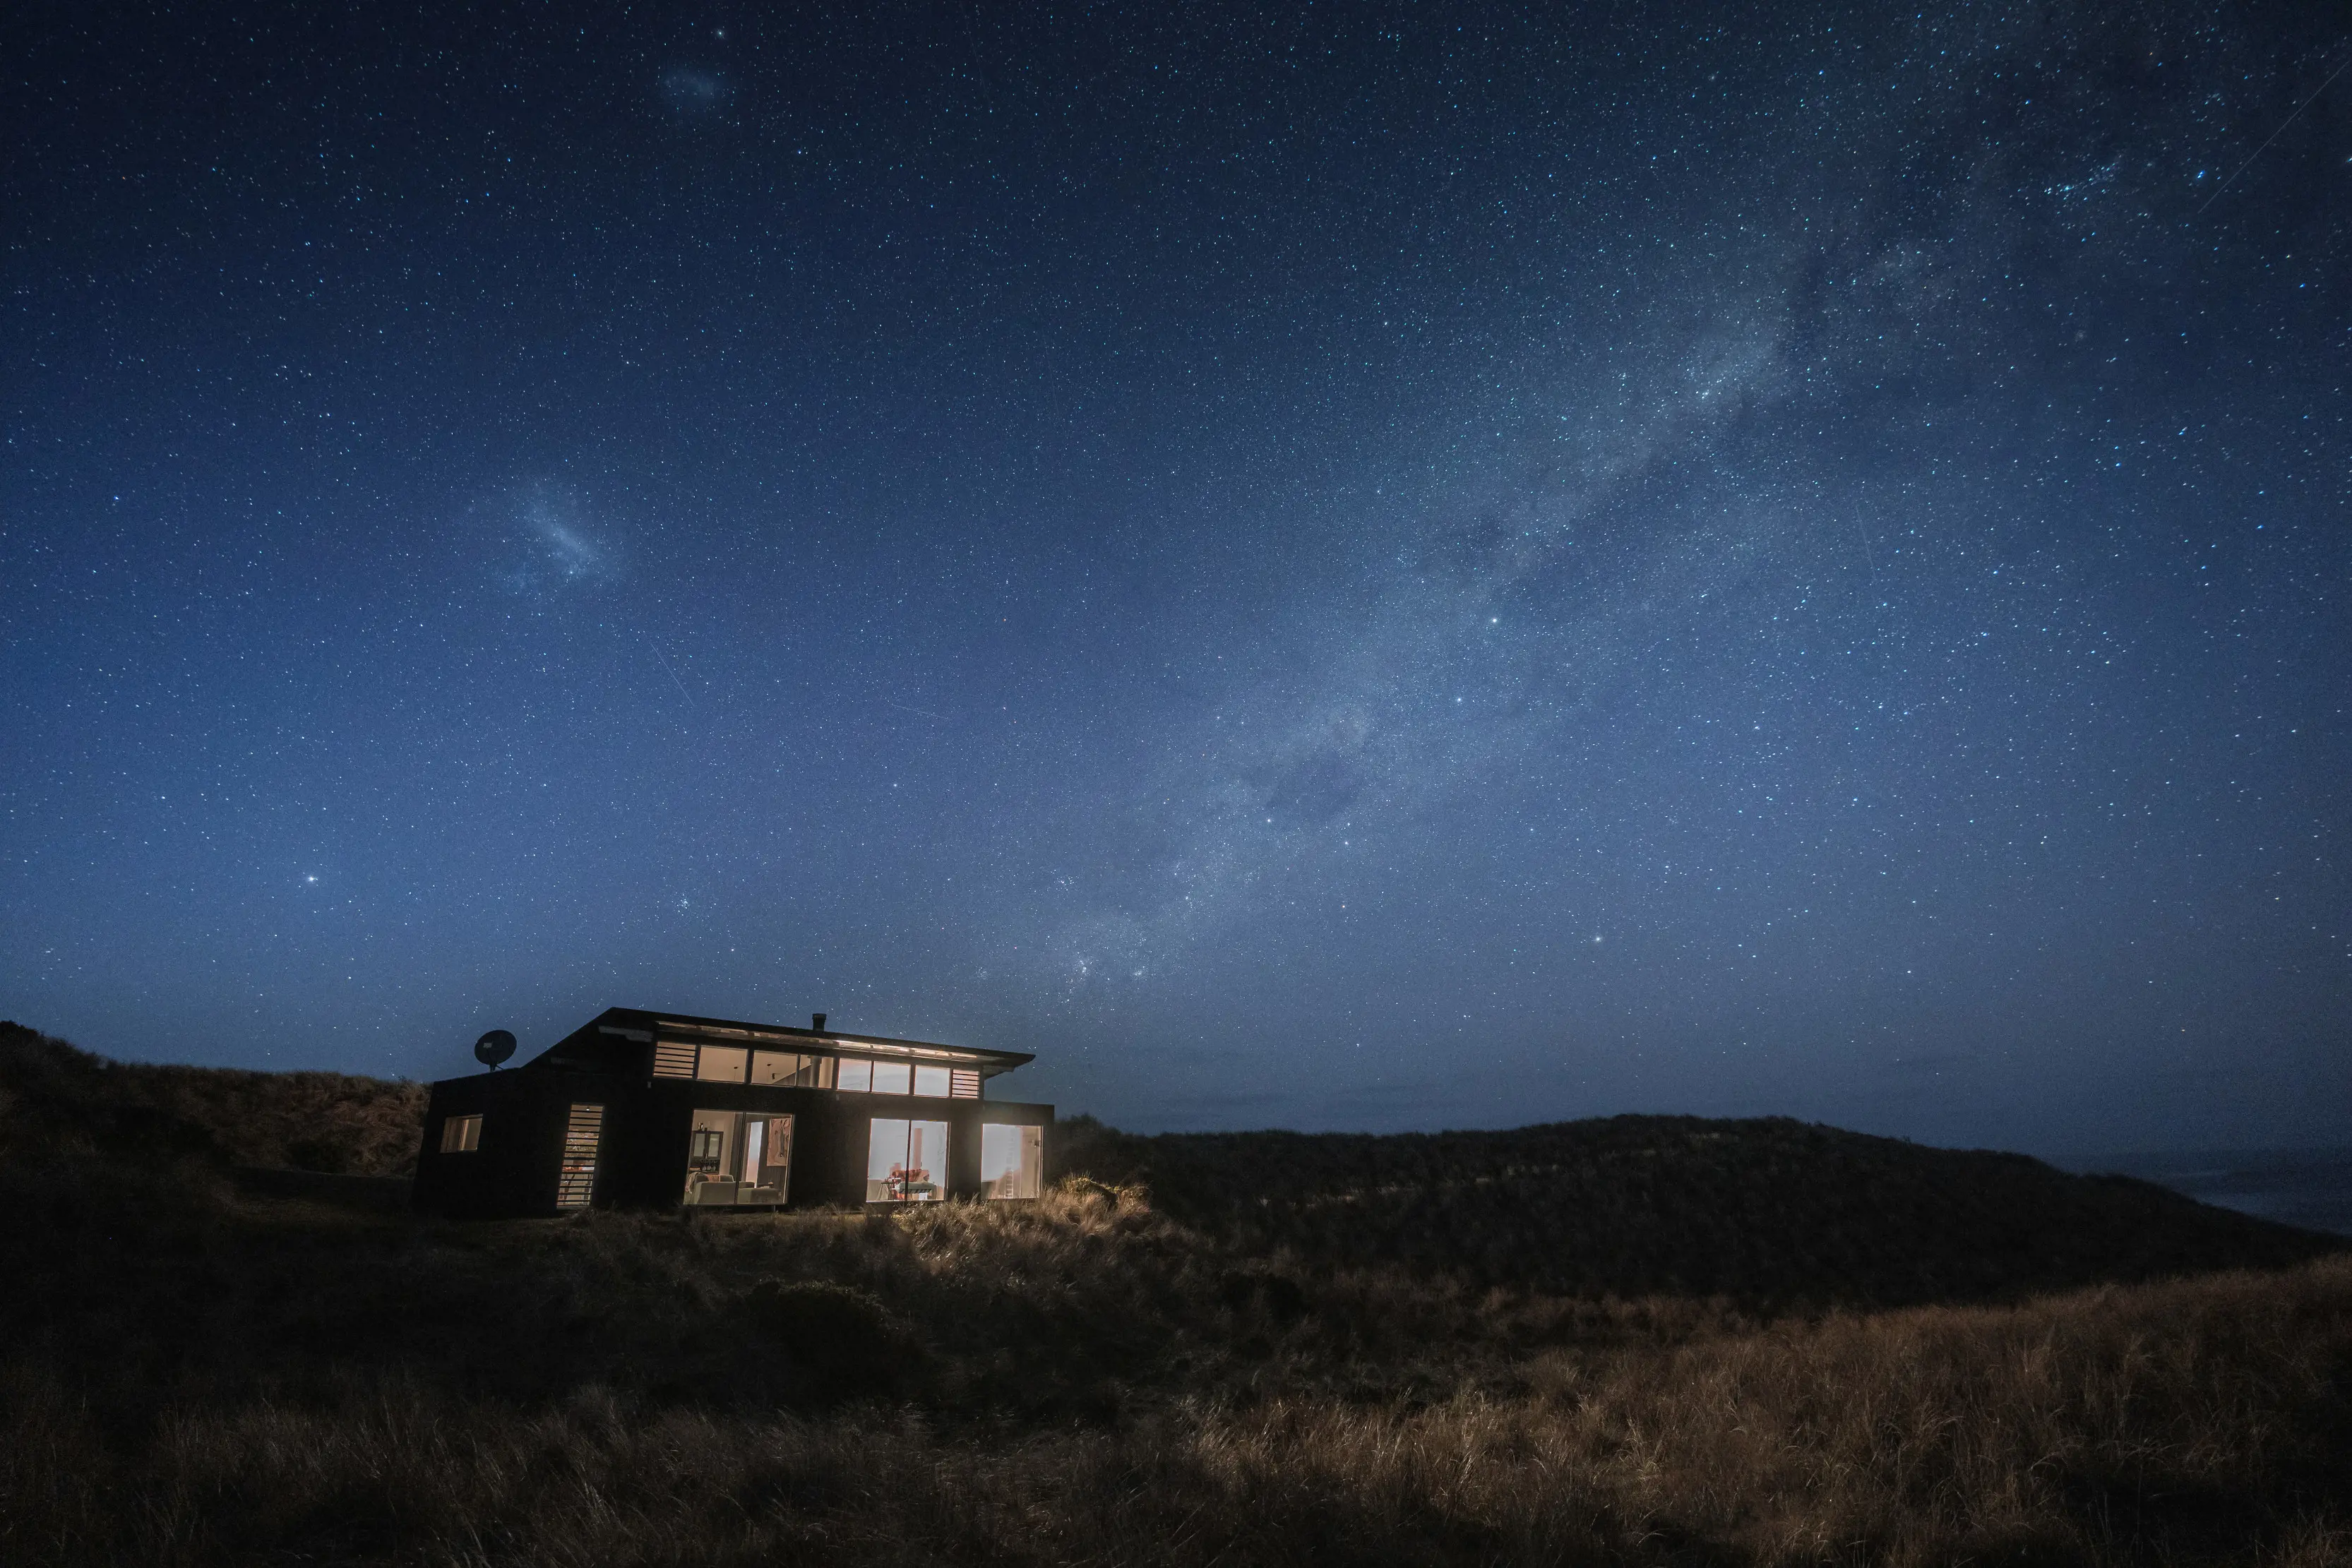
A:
811,1012,827,1033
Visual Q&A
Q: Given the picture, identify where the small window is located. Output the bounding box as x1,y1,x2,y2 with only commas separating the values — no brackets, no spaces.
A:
652,1041,698,1078
871,1061,913,1095
836,1058,873,1093
912,1064,950,1098
950,1069,981,1099
696,1046,748,1083
439,1113,483,1154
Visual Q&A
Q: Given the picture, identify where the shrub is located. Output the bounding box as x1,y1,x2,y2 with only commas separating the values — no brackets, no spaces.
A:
283,1135,350,1175
742,1279,915,1401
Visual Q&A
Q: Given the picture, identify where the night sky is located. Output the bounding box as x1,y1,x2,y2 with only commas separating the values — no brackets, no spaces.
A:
4,3,2347,1155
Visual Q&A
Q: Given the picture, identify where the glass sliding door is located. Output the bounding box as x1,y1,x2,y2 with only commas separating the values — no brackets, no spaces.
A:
866,1118,948,1202
741,1113,792,1204
684,1110,796,1207
907,1120,945,1201
684,1109,740,1204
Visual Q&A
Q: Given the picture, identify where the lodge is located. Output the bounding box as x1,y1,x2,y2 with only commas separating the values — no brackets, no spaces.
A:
411,1007,1051,1217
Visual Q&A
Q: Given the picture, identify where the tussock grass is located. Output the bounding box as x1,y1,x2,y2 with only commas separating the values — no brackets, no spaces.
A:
6,1256,2349,1565
4,1021,2348,1564
0,1020,424,1175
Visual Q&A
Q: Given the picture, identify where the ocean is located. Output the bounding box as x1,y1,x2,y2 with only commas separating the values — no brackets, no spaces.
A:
2066,1149,2352,1239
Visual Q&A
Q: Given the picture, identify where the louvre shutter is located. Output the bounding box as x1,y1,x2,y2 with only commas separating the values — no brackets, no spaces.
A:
556,1104,604,1207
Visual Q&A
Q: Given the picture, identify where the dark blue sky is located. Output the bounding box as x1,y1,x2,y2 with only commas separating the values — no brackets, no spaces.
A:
4,2,2346,1154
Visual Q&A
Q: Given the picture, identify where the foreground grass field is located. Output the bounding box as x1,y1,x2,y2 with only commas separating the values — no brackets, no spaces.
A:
4,1022,2348,1566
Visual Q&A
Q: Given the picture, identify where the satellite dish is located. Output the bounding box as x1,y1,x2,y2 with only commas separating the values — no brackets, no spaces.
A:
474,1029,517,1070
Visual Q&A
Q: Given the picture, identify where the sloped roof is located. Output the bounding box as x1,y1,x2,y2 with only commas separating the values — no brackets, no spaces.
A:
523,1006,1035,1076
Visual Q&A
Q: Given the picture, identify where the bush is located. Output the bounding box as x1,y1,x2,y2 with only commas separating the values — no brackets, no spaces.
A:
742,1279,915,1401
1217,1269,1308,1324
283,1135,350,1175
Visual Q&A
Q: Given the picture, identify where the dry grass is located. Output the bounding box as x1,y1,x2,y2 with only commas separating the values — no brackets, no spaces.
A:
6,1237,2349,1566
0,1020,426,1175
4,1022,2349,1565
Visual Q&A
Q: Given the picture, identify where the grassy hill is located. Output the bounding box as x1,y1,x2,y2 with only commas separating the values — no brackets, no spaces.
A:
3,1019,2348,1567
1051,1115,2339,1309
4,1017,2327,1310
0,1019,425,1175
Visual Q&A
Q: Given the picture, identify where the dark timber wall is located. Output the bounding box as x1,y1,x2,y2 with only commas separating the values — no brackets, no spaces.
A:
414,1065,1052,1217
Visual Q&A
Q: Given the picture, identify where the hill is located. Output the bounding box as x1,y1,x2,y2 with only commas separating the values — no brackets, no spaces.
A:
1052,1115,2341,1310
4,1021,2349,1565
3,1019,2332,1310
0,1019,426,1175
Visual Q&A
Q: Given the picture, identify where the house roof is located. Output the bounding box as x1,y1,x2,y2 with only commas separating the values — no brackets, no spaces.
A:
523,1006,1036,1077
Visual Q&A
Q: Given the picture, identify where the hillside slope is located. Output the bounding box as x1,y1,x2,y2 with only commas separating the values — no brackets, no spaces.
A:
2,1019,2335,1310
4,1022,2350,1564
1054,1114,2342,1309
0,1020,426,1175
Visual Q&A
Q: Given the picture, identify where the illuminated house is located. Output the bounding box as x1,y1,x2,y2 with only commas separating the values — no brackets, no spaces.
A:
411,1007,1050,1217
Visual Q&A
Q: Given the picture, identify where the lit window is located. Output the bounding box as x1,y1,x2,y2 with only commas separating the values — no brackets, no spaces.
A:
696,1046,748,1083
683,1108,793,1207
870,1060,912,1095
652,1041,698,1078
981,1123,1041,1199
751,1050,825,1086
867,1118,948,1202
439,1113,483,1154
912,1064,950,1098
836,1058,873,1092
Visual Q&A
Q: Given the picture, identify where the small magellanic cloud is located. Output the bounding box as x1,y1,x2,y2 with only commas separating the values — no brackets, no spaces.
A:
659,66,734,117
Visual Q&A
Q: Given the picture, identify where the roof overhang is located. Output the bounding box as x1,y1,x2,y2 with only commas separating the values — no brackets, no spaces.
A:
527,1006,1034,1075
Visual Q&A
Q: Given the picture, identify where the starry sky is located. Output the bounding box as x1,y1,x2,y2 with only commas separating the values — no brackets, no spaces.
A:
4,2,2347,1155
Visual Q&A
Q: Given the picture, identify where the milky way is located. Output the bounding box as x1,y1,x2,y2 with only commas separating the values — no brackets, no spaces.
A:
2,1,2344,1153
